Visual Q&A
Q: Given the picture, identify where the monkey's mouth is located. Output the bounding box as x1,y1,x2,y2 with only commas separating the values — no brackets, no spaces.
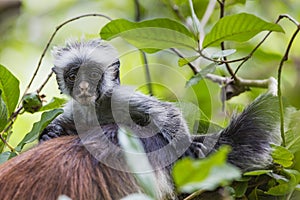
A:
76,94,97,105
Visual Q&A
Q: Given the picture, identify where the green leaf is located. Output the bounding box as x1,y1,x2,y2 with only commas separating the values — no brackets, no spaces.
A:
185,63,216,87
244,169,273,176
100,18,198,53
285,109,300,153
120,193,154,200
203,13,284,48
211,49,236,59
271,144,294,167
16,109,63,151
118,128,158,199
0,64,20,116
173,146,241,193
178,56,199,67
233,181,248,198
0,90,8,131
39,97,67,111
0,151,17,164
266,169,300,196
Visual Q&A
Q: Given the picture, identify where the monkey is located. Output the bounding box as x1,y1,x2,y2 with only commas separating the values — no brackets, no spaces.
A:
39,39,281,170
0,39,282,200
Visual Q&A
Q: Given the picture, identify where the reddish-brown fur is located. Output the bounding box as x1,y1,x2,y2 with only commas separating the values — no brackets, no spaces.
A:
0,136,142,200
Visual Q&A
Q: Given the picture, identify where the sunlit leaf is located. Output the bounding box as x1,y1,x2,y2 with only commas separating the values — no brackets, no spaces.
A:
0,64,20,116
39,97,67,111
16,109,63,151
118,128,158,199
100,18,198,53
271,144,294,167
173,146,241,193
185,63,216,87
178,55,199,67
203,13,284,48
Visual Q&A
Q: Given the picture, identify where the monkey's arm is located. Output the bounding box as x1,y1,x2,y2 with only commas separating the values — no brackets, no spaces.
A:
39,102,77,142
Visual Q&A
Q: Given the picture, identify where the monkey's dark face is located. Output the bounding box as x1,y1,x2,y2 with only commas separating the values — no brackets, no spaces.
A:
53,60,120,105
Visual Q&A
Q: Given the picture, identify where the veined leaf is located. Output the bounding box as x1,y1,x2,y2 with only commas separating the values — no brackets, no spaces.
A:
0,64,20,116
100,18,198,53
185,63,216,87
39,97,67,111
271,144,294,167
203,13,284,48
16,108,63,151
178,55,199,67
173,146,241,193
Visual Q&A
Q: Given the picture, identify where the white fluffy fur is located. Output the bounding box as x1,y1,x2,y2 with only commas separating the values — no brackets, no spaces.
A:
52,39,119,69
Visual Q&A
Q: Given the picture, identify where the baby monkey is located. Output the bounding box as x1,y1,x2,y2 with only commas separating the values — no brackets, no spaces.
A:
40,39,281,172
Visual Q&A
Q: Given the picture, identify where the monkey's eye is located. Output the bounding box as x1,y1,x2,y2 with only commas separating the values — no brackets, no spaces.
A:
89,71,101,80
68,74,77,82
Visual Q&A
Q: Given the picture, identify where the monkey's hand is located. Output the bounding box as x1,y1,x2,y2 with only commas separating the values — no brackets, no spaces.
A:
39,118,77,142
39,123,65,142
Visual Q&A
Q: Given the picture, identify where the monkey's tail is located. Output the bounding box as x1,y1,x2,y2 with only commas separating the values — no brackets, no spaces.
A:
192,94,282,172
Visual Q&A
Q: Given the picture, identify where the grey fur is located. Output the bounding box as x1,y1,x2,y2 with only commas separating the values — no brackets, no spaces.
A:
40,39,282,198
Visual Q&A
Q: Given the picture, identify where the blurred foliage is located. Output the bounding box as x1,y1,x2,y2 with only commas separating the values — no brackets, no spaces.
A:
0,0,300,199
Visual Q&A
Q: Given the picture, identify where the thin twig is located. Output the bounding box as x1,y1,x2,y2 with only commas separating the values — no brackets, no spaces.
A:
279,14,299,26
134,0,141,21
0,134,16,153
170,48,273,90
218,0,236,79
2,13,112,152
22,13,112,98
134,0,153,96
277,28,300,147
183,189,205,200
36,71,54,93
233,15,286,76
140,51,153,96
170,48,199,74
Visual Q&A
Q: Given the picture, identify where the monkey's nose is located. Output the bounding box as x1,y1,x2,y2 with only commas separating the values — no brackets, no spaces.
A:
79,81,89,92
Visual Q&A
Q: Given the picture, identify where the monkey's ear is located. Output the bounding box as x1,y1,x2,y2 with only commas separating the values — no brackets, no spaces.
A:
112,60,120,68
52,66,60,74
